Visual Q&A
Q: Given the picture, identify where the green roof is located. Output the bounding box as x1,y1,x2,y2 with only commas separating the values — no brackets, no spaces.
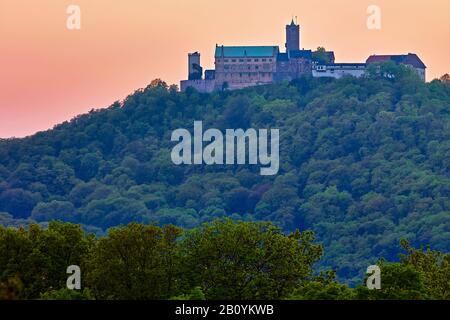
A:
215,46,279,58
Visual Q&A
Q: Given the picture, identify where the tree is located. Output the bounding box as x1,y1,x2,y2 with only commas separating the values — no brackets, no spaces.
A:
312,47,331,64
31,200,76,222
0,220,448,300
0,275,24,300
85,223,182,299
365,61,419,82
0,189,39,219
220,95,251,129
287,271,355,300
148,79,169,90
180,219,323,299
356,262,428,300
439,73,450,83
39,288,93,300
169,287,206,300
399,240,450,299
0,222,92,299
77,153,101,181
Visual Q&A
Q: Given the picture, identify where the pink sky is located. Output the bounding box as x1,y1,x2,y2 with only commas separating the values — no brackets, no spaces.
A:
1,0,449,138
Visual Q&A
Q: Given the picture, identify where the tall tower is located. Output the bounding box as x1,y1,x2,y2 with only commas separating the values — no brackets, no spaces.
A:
188,52,202,80
285,19,300,53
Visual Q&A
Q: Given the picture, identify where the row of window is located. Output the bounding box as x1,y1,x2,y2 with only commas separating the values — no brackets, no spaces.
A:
223,64,273,71
217,58,273,63
316,65,366,71
221,72,273,78
315,69,364,74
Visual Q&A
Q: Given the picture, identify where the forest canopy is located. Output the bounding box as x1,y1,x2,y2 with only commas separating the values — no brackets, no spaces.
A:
0,220,448,300
0,63,449,284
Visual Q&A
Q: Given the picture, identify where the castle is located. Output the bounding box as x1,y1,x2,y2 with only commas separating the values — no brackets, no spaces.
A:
180,20,426,92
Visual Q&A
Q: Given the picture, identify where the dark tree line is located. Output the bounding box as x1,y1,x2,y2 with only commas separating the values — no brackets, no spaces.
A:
0,220,448,300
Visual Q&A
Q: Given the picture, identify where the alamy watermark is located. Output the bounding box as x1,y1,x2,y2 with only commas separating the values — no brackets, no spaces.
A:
66,5,81,30
367,5,381,30
171,121,279,176
366,265,381,290
66,265,81,290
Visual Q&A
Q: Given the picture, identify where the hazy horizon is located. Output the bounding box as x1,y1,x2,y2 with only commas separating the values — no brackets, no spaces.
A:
1,0,449,138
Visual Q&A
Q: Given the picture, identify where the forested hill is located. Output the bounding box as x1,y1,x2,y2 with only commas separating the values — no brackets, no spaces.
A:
1,63,449,284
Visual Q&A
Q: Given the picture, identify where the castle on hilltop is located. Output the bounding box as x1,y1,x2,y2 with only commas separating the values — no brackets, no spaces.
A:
180,20,426,92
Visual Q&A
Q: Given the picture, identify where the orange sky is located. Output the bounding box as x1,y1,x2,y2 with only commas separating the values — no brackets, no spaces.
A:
0,0,449,138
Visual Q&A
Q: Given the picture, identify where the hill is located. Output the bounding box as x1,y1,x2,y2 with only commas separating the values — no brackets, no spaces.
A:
0,64,449,284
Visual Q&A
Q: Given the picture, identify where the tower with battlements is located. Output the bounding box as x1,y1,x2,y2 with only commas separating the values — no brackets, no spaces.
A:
285,19,300,53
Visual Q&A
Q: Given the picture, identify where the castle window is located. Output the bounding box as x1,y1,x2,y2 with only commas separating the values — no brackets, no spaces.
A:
262,58,267,62
239,59,244,62
254,59,259,62
224,59,229,62
231,59,236,62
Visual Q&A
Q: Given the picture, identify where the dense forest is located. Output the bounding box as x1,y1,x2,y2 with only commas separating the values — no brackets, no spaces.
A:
0,62,449,285
0,220,449,300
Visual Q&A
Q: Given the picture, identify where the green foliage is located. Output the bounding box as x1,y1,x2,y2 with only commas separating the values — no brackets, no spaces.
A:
39,288,93,300
31,200,76,222
0,68,449,284
354,240,450,300
287,270,355,300
0,220,448,300
0,221,92,299
366,61,421,83
85,223,182,300
180,219,323,299
288,281,355,300
169,287,206,300
356,262,428,300
0,275,24,300
398,240,450,299
312,47,331,64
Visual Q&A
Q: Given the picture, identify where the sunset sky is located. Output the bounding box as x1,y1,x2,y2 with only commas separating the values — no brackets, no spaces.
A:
1,0,449,138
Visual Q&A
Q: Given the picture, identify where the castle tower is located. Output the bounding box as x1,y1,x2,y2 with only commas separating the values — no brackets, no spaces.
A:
285,19,300,53
188,52,202,80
